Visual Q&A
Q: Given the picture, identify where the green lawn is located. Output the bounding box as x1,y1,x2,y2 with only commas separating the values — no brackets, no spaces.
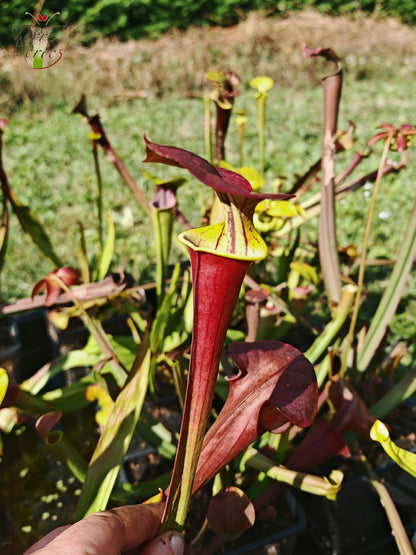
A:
1,11,416,347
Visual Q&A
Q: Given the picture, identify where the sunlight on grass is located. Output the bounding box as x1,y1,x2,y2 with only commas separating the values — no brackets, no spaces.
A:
1,11,415,347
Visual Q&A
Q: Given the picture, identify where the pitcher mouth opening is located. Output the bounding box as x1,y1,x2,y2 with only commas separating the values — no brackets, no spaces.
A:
178,223,268,262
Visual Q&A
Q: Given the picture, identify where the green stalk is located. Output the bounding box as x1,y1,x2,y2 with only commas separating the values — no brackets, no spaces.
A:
41,417,173,502
340,134,393,377
370,367,416,419
152,206,174,307
369,476,414,554
250,76,273,175
54,275,128,385
13,388,50,413
360,450,413,555
92,140,104,254
305,284,356,366
315,339,341,387
84,114,151,217
204,96,212,163
236,114,247,167
243,447,343,501
257,95,266,175
42,430,88,484
76,333,151,519
357,200,416,371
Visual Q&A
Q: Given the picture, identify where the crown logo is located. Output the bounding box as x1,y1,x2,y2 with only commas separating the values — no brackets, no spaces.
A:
13,11,64,68
25,11,60,26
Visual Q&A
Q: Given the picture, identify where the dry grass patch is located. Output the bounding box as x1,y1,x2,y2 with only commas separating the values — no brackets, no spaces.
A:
2,9,416,113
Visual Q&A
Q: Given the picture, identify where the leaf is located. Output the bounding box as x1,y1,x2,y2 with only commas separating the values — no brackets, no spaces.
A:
150,263,182,354
0,407,19,434
9,193,62,267
243,447,343,501
0,199,8,275
31,267,81,307
0,368,9,405
325,375,375,438
96,211,115,281
357,200,416,371
193,340,318,492
143,136,292,203
35,411,170,503
79,332,137,386
159,286,193,354
136,412,177,460
370,419,416,478
36,411,88,484
151,201,174,306
78,222,90,283
206,69,240,98
207,486,255,540
283,415,351,473
21,351,98,395
219,163,264,192
85,383,114,426
83,114,151,216
289,261,318,285
75,331,151,519
41,375,98,413
370,367,416,419
305,284,356,372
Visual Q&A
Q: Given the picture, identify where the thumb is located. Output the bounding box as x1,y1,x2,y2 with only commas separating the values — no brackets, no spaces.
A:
139,531,184,555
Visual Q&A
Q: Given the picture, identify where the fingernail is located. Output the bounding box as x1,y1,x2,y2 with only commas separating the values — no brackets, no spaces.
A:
168,532,184,555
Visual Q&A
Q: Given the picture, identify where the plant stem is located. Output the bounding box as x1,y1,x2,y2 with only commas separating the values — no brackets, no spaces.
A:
370,367,416,419
204,96,212,164
319,111,341,305
160,252,250,531
357,199,416,371
340,134,393,377
257,95,266,175
87,115,151,216
92,141,104,254
54,275,128,385
237,119,245,167
305,283,356,367
152,206,174,307
369,479,414,555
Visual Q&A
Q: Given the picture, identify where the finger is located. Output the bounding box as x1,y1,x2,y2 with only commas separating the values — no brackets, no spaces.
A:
26,503,165,555
23,526,71,554
139,531,185,555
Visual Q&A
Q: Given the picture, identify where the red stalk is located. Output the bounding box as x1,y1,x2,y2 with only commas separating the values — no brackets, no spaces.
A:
161,250,251,531
214,104,232,162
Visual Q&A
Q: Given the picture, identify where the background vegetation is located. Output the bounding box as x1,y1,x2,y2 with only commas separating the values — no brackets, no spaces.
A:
1,0,416,46
0,8,415,349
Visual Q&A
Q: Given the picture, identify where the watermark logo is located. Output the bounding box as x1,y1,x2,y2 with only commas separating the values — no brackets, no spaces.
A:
13,11,64,69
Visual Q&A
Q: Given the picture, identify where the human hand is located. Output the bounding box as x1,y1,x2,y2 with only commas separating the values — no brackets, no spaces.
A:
23,502,184,555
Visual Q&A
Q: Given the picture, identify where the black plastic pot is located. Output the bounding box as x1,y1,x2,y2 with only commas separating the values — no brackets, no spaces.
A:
299,460,416,555
0,318,21,384
14,310,55,381
47,314,89,357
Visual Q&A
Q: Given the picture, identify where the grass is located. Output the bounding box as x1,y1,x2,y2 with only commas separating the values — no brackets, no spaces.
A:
1,9,415,346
